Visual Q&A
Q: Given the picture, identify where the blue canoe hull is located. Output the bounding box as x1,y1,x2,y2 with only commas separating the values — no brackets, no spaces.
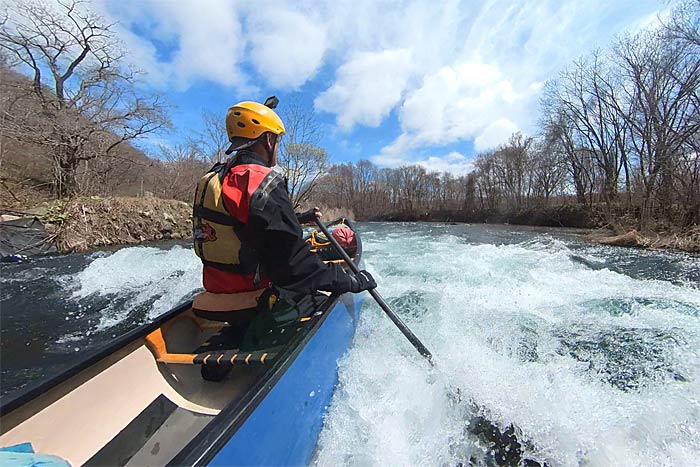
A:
209,291,364,466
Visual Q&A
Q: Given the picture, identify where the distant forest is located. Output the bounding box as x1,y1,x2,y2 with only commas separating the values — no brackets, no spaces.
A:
1,1,698,234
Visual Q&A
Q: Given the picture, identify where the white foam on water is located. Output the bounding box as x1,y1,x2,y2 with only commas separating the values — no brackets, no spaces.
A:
315,227,700,466
64,245,202,329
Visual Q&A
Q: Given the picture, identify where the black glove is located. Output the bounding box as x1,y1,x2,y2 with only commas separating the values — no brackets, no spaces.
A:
296,207,320,225
348,270,377,293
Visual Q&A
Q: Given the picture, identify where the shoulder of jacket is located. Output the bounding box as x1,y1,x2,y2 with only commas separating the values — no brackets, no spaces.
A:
224,164,273,194
249,170,286,212
231,163,272,176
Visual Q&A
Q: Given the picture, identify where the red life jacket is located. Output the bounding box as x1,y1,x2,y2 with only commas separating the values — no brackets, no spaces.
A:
193,157,284,293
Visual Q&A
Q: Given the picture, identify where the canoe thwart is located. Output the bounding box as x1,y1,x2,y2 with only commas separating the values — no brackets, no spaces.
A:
193,349,280,367
145,328,282,367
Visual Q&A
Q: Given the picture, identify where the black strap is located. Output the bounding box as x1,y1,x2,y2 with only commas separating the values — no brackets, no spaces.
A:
193,205,244,228
250,170,285,212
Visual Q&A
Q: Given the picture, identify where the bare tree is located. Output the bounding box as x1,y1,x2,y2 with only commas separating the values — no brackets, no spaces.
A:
530,138,567,205
541,102,590,205
0,0,169,197
153,143,208,202
678,131,700,223
196,110,228,164
664,0,700,47
278,100,328,209
492,133,533,209
548,54,628,205
282,142,328,209
473,152,501,210
614,28,700,227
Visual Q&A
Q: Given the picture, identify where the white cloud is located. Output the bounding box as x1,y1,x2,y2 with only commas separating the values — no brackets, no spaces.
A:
474,118,520,152
397,62,522,147
629,7,673,34
369,0,663,160
97,0,247,89
247,10,327,89
92,0,665,159
171,3,245,89
113,26,168,86
373,61,528,161
417,152,475,175
314,49,414,130
311,0,471,130
372,151,475,176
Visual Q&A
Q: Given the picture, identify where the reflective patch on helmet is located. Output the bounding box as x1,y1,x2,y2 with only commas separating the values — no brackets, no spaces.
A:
194,223,217,242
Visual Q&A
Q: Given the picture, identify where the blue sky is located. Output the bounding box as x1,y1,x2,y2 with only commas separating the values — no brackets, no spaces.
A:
92,0,666,174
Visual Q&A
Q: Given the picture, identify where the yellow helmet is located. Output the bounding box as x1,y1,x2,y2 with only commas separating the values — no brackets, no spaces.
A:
225,99,286,154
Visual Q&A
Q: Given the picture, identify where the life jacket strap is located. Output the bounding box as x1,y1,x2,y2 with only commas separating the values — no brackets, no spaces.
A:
193,205,244,228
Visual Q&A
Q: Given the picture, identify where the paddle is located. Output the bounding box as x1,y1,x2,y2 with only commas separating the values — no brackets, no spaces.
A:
314,219,534,464
314,218,434,363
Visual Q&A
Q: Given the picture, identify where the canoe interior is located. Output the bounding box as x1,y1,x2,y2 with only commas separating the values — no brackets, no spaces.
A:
0,306,238,464
0,289,348,466
0,218,361,466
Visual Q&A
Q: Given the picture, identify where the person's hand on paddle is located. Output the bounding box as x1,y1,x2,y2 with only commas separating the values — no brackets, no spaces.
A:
314,217,434,361
348,270,377,293
297,207,322,225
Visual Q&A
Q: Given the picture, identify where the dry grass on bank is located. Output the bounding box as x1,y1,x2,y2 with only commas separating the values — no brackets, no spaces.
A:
42,196,192,253
638,226,700,253
588,226,700,253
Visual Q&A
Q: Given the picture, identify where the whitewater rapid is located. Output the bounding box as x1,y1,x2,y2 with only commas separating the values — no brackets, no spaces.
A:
1,223,698,465
313,225,700,466
64,245,202,330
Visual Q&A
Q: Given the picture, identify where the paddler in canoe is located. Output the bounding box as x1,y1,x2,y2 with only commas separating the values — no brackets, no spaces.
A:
0,97,372,467
191,96,376,379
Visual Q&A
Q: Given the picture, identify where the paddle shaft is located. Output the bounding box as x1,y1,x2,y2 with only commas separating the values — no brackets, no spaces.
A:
314,218,434,363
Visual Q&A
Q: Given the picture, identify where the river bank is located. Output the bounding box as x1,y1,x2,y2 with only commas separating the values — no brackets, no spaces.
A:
370,204,700,254
1,196,698,255
373,204,599,228
587,226,700,253
0,196,192,255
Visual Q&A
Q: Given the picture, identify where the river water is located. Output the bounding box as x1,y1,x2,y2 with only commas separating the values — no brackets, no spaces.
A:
1,223,699,466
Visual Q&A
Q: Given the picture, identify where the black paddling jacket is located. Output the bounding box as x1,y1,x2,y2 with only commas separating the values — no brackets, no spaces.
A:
240,155,354,294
